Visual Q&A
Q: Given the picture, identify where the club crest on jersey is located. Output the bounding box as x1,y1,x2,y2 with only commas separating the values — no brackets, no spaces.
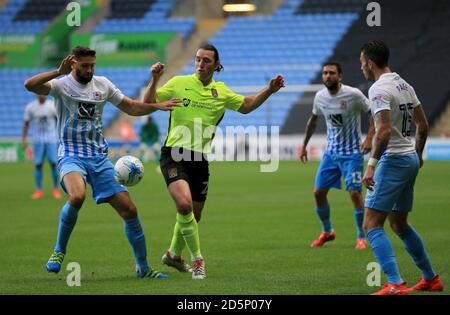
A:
372,95,384,108
168,168,178,179
340,100,347,109
211,89,218,98
183,98,191,107
93,91,103,101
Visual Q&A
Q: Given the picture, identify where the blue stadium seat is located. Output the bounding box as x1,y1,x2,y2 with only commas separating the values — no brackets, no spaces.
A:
0,67,149,137
94,0,196,40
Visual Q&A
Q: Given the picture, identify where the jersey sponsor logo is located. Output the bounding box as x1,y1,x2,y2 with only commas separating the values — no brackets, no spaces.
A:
183,98,191,107
329,113,343,127
38,117,49,124
211,88,218,98
77,102,96,119
185,88,192,91
340,100,347,109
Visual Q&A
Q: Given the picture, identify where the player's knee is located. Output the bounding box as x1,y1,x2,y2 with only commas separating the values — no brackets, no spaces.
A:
35,164,43,169
349,190,361,201
313,189,327,203
194,211,201,222
389,221,408,235
176,198,193,215
362,216,374,234
121,204,138,219
362,221,371,235
68,193,85,208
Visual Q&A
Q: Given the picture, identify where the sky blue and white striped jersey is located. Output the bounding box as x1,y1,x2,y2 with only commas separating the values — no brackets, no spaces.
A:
49,73,124,158
313,84,370,155
369,72,420,155
23,98,58,144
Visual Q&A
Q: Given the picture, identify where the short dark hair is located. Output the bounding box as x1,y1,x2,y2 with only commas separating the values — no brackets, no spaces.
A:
198,43,223,72
323,62,342,74
360,40,389,68
72,46,96,59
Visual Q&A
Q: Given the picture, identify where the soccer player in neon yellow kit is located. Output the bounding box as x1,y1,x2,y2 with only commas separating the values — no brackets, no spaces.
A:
144,43,285,279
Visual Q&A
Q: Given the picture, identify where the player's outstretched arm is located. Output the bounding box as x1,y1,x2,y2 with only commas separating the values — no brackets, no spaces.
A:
238,75,285,114
413,104,429,168
361,113,375,154
24,55,74,95
299,114,318,163
143,62,165,103
117,96,181,116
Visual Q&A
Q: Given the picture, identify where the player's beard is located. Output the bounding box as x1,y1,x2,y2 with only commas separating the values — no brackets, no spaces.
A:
325,80,339,91
76,69,93,84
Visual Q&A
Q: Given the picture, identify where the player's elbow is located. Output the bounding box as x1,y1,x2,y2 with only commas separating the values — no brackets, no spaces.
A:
24,79,33,92
238,104,251,114
382,126,392,139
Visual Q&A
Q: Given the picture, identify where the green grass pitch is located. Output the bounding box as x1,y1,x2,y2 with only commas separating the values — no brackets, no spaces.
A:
0,161,448,294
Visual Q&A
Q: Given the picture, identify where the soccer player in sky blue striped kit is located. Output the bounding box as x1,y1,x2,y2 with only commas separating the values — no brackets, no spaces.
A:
299,62,374,250
24,46,181,279
360,40,443,295
22,94,61,200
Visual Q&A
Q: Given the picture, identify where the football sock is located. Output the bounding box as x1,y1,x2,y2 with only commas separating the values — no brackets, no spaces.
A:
316,203,332,232
354,208,365,238
51,167,59,188
55,202,79,254
169,221,186,258
398,225,436,280
34,165,43,190
124,217,149,271
367,227,403,284
176,212,202,260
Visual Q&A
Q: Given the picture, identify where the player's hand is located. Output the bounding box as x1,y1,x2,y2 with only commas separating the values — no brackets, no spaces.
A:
363,166,376,190
299,146,308,164
360,137,372,154
151,62,165,80
268,75,285,93
418,155,424,168
153,98,181,111
58,55,75,75
21,141,27,152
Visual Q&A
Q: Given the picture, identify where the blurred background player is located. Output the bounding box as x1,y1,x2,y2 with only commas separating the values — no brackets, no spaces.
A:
144,43,285,279
24,46,180,279
139,115,161,171
22,94,61,199
299,62,374,250
360,40,444,295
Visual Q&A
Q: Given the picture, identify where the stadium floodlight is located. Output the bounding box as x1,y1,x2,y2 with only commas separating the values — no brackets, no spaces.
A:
222,3,257,13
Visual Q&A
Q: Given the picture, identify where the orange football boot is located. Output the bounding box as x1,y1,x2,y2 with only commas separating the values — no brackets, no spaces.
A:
356,238,368,250
371,282,408,295
408,275,444,292
310,231,336,247
52,188,62,199
31,190,44,199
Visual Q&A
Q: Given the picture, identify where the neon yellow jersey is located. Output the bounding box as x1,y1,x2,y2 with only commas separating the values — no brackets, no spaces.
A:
156,74,245,153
